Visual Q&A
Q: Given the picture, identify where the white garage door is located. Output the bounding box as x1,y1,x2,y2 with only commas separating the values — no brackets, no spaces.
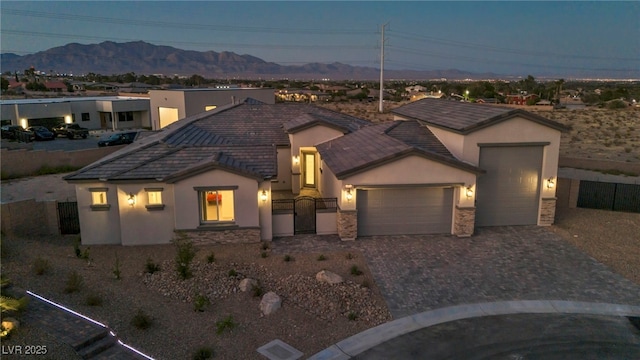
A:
357,187,453,236
476,146,543,226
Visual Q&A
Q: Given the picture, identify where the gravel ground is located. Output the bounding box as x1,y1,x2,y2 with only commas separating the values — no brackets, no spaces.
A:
0,237,390,360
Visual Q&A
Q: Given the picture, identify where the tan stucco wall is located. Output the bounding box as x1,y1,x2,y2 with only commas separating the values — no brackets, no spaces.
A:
317,211,338,235
1,199,58,237
426,126,465,160
273,213,294,237
117,183,176,246
272,147,292,191
149,90,186,129
173,169,260,230
75,183,121,245
258,180,273,240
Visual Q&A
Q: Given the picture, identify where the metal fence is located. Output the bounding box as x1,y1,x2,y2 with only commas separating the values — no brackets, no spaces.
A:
577,180,640,213
57,201,80,234
271,198,337,213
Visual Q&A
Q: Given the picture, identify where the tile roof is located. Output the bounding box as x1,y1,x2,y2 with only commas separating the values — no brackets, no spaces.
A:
65,101,369,182
391,98,568,133
316,120,481,179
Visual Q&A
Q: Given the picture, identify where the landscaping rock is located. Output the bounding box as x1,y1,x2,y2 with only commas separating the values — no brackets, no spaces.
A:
259,292,281,315
316,270,343,284
239,278,257,292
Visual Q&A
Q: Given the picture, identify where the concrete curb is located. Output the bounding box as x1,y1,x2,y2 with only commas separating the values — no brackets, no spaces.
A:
307,300,640,360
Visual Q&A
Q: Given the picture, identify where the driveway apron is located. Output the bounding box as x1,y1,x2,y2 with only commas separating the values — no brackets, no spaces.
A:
273,226,640,319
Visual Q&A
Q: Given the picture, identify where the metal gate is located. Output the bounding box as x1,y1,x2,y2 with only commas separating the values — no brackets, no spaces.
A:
294,196,316,234
578,181,640,213
57,201,80,234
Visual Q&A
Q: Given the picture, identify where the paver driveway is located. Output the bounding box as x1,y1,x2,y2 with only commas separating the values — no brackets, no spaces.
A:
273,226,640,319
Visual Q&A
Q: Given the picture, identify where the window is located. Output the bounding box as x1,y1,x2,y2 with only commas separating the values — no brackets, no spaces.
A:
89,188,110,210
118,111,134,122
145,188,165,210
81,113,90,122
205,105,217,111
197,188,236,224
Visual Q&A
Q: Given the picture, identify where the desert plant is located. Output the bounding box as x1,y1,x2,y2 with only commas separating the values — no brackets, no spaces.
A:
131,309,152,330
206,252,216,264
361,279,371,288
0,295,28,313
85,293,103,306
317,254,327,261
194,294,210,312
145,258,161,274
260,251,268,258
33,257,50,275
261,242,270,251
174,234,196,280
73,237,82,258
283,254,294,262
346,252,355,260
347,311,358,321
350,265,363,276
228,269,237,277
113,253,121,280
251,283,264,298
215,315,236,335
64,271,83,293
193,347,214,360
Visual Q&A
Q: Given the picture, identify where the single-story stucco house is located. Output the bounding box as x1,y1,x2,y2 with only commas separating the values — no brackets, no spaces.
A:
64,98,566,246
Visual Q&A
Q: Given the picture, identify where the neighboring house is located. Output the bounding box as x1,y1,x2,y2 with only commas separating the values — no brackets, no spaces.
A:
64,98,566,246
149,88,275,130
0,97,151,130
44,81,67,92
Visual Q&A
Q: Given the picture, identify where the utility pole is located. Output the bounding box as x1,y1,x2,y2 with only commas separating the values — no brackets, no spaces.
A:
379,22,388,113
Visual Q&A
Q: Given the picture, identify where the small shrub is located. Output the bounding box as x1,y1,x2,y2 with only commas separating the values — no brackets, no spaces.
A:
131,309,152,330
625,147,632,153
283,254,294,262
361,280,371,288
64,271,83,293
317,254,327,261
193,347,214,360
86,293,103,306
347,311,358,321
145,258,161,274
261,242,270,251
215,315,236,335
175,234,196,280
206,252,216,264
346,253,355,260
228,269,237,277
251,283,264,298
33,257,50,275
73,237,82,258
194,294,210,312
260,251,268,258
113,253,121,280
350,265,363,276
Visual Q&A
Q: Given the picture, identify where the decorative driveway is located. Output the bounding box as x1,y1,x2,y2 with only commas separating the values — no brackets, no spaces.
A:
273,226,640,319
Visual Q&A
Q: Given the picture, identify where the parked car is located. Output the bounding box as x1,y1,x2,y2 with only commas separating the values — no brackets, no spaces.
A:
97,131,139,147
26,126,56,141
52,123,89,139
1,125,34,141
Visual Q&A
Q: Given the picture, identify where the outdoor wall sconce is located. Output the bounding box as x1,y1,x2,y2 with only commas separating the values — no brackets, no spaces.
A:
346,189,353,201
292,155,300,165
127,193,136,206
547,177,555,189
466,186,474,198
260,190,268,202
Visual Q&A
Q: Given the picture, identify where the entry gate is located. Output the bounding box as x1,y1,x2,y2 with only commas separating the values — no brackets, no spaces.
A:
57,201,80,234
294,196,316,234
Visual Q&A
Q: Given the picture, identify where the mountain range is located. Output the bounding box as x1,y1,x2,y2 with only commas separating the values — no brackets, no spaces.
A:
0,41,499,80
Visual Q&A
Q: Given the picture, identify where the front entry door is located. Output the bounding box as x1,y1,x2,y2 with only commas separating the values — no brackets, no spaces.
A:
303,152,316,188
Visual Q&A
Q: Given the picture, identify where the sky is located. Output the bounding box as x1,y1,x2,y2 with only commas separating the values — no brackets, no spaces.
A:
1,1,639,78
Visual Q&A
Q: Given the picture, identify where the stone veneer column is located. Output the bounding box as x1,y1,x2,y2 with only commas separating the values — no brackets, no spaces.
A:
539,197,557,226
454,206,475,237
337,209,357,241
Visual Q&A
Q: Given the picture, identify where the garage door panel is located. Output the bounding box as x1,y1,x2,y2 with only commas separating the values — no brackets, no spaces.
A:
357,188,453,236
476,146,542,226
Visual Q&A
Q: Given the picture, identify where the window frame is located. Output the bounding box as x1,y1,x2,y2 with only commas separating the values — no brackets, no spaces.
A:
194,186,238,225
145,187,165,210
89,187,110,211
81,112,90,122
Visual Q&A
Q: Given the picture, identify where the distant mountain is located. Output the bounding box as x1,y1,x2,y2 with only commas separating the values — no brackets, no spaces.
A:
1,41,497,80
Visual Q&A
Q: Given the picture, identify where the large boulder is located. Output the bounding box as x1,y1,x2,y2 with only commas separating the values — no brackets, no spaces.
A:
239,278,258,292
259,292,281,315
316,270,343,284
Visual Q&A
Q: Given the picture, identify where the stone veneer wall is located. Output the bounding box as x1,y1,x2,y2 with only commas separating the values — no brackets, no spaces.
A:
337,209,357,241
177,228,261,245
454,206,475,237
539,198,557,226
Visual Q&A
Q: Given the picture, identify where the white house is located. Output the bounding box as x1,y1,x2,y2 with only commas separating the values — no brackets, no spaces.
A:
64,98,566,246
